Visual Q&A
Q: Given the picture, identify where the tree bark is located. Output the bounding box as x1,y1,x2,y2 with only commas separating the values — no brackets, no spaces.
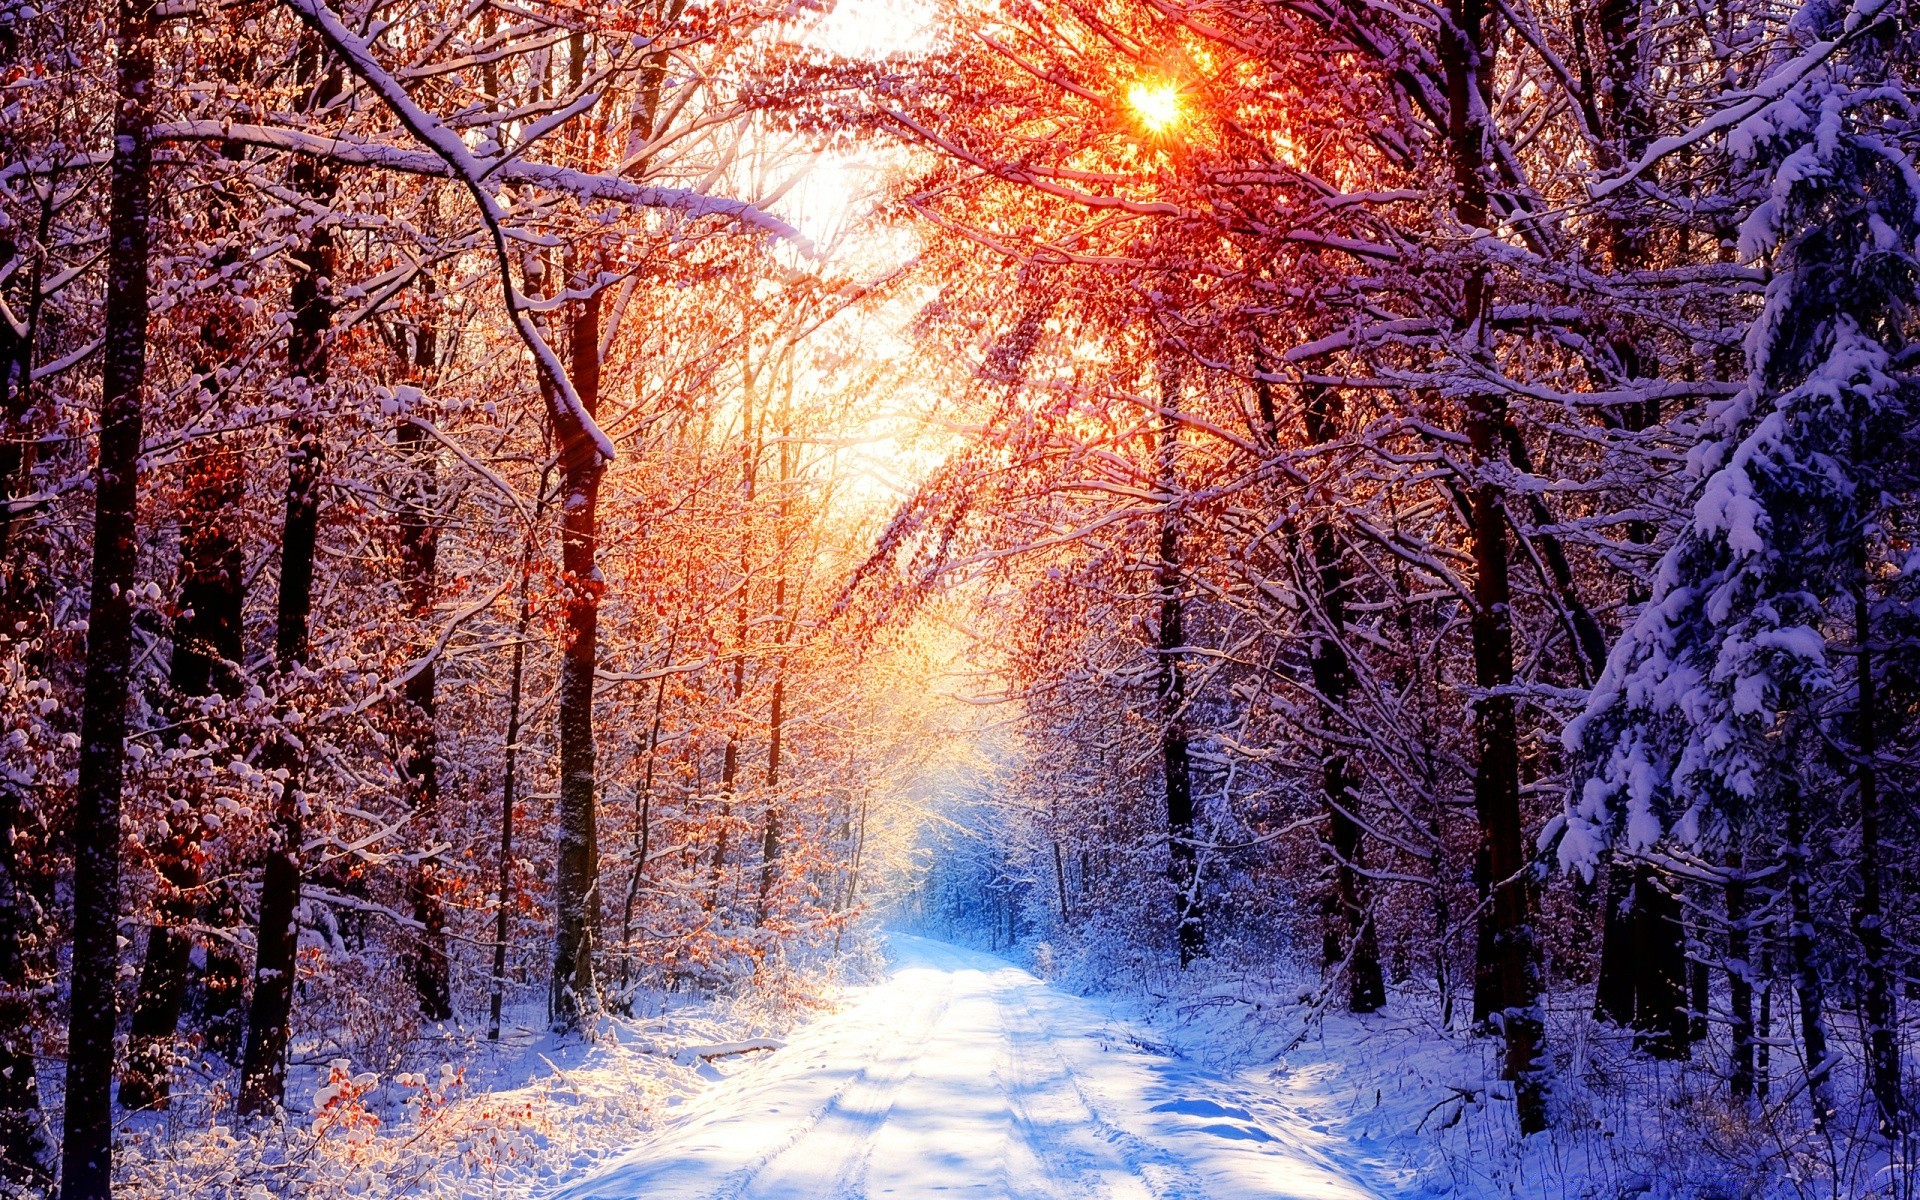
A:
1155,357,1204,967
489,491,544,1041
1583,0,1692,1055
121,162,251,1105
62,0,155,1187
397,289,451,1023
1727,854,1755,1101
0,780,50,1190
1852,529,1901,1133
1441,0,1544,1132
620,643,672,995
711,347,760,913
757,668,783,925
238,35,337,1117
1301,384,1383,1013
757,379,793,928
1785,788,1835,1128
550,268,603,1032
120,430,245,1112
1593,865,1634,1027
1593,860,1688,1058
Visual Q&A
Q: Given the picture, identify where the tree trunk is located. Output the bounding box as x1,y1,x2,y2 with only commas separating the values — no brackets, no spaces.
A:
489,493,543,1041
1852,532,1900,1133
757,669,783,925
0,780,50,1190
1301,384,1383,1013
1636,867,1690,1057
238,37,337,1117
620,645,671,995
1442,0,1544,1132
711,349,759,912
1687,950,1708,1046
122,169,251,1104
1755,945,1772,1101
550,273,603,1032
1727,854,1755,1101
120,429,245,1112
1785,789,1834,1128
1584,0,1691,1054
757,386,792,928
1594,860,1689,1058
1155,358,1204,967
1464,383,1544,1131
1593,864,1634,1027
62,0,155,1187
397,293,451,1022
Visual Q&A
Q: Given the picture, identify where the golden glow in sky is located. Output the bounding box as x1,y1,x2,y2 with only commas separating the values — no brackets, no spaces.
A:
1126,81,1182,133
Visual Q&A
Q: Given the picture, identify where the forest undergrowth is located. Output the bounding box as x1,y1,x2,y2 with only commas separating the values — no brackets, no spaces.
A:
105,939,886,1200
1007,923,1920,1200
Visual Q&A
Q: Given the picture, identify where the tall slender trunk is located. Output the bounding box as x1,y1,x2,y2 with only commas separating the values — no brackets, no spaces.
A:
1785,788,1834,1128
1595,860,1688,1058
489,488,544,1041
1301,384,1383,1013
0,218,48,1184
238,36,337,1117
175,165,255,1069
1584,0,1690,1053
1852,521,1900,1132
1155,357,1204,967
620,638,673,993
757,380,793,927
840,796,868,930
1687,945,1708,1045
1755,944,1772,1100
1727,853,1755,1101
0,781,49,1189
757,669,783,924
397,285,451,1022
120,426,245,1112
62,0,155,1187
712,351,759,911
1442,0,1544,1132
550,238,604,1031
1051,830,1070,925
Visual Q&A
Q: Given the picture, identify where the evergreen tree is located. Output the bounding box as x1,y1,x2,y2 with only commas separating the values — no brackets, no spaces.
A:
1565,0,1918,1129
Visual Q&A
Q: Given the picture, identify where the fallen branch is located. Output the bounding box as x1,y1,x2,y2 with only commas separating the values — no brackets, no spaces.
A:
673,1039,786,1065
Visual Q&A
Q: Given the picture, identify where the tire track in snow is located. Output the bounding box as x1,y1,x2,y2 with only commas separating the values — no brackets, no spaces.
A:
563,936,1386,1200
993,975,1204,1200
723,970,955,1200
734,970,955,1200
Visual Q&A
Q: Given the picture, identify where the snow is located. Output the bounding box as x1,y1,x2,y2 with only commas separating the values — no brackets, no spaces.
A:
566,935,1389,1200
1591,0,1894,198
113,928,1913,1200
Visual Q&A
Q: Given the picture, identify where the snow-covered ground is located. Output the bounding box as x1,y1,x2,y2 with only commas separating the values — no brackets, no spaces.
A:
128,927,1877,1200
142,926,1875,1200
125,930,1870,1199
563,935,1396,1200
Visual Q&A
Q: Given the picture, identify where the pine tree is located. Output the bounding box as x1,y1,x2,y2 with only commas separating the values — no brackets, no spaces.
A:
1565,0,1918,1129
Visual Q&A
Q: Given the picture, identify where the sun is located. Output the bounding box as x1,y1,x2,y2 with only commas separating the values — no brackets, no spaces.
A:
1126,80,1182,133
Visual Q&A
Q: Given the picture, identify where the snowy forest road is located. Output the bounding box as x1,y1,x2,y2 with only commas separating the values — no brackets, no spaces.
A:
562,936,1387,1200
